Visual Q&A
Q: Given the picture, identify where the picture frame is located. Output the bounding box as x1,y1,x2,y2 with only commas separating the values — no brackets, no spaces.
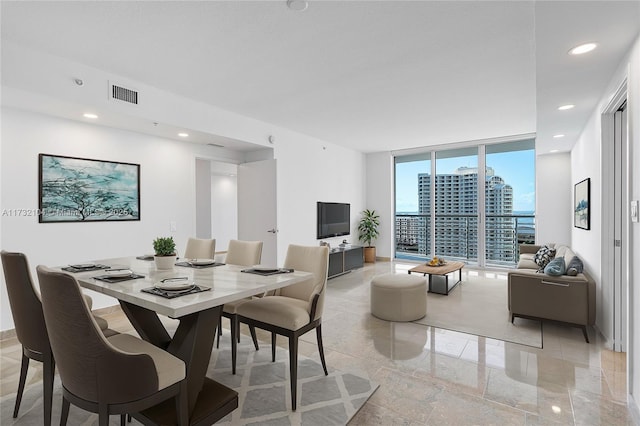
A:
574,178,590,230
38,154,140,223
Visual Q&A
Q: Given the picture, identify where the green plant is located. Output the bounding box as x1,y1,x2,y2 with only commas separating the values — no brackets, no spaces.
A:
153,236,176,256
357,209,380,247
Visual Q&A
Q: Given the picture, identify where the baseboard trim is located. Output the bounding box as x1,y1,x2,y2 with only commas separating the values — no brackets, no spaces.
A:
629,394,640,425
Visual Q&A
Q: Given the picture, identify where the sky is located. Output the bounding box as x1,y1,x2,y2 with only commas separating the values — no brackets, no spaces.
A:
395,150,535,213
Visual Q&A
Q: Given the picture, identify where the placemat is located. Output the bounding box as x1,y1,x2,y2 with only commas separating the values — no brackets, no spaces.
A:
241,268,294,276
141,285,211,299
93,274,145,283
175,261,225,269
62,264,110,273
136,255,154,261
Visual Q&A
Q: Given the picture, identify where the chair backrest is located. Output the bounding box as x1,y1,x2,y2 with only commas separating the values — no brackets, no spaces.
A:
281,245,329,320
36,266,159,403
224,240,263,266
1,251,49,353
184,238,216,259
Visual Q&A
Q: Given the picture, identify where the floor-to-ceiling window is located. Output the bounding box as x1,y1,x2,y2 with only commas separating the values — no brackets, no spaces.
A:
395,154,431,260
394,139,535,267
435,147,479,263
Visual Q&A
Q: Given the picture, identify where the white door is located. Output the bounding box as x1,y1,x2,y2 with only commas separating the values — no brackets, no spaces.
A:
237,159,277,266
613,103,628,352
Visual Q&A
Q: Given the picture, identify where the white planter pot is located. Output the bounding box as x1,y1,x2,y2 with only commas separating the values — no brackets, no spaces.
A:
154,255,176,270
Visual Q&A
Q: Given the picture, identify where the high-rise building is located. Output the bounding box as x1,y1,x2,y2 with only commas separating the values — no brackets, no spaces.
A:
413,167,515,262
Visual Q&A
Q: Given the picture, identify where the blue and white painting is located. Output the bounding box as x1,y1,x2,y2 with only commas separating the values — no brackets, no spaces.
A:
39,154,140,222
574,178,590,230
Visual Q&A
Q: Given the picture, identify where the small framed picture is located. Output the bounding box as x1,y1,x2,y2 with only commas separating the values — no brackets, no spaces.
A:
574,178,590,230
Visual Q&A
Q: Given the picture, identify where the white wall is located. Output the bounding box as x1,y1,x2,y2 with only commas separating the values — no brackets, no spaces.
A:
211,174,238,252
366,152,394,258
274,137,365,256
570,33,640,419
535,153,572,245
195,158,212,239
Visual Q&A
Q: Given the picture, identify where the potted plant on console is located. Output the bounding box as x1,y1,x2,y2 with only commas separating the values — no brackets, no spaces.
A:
358,209,380,263
153,236,177,270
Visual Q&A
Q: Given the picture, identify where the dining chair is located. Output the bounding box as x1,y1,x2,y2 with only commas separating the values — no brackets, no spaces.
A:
235,244,330,410
0,250,116,426
184,237,216,259
215,240,263,370
36,266,189,426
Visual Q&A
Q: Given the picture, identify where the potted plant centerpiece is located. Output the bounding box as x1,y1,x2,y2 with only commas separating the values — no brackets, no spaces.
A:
358,209,380,263
153,236,177,270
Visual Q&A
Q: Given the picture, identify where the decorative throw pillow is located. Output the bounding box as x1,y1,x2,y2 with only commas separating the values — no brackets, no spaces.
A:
566,255,584,276
544,256,566,276
534,245,556,270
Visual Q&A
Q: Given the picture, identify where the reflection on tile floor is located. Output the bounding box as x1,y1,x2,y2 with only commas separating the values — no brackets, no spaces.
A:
0,261,633,425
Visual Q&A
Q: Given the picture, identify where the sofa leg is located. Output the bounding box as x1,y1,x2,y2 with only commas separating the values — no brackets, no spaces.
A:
582,326,590,343
511,314,515,324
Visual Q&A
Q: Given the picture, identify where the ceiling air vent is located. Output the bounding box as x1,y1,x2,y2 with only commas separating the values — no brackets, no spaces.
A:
110,83,138,105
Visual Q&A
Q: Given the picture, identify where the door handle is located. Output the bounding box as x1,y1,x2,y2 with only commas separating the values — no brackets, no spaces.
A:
267,228,278,234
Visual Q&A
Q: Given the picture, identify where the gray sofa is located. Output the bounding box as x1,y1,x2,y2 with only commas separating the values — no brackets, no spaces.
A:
508,244,595,342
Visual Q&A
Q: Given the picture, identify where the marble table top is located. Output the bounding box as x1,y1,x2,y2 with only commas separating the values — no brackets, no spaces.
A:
60,257,312,319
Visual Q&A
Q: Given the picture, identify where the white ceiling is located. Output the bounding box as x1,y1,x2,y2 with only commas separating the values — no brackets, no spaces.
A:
1,1,639,154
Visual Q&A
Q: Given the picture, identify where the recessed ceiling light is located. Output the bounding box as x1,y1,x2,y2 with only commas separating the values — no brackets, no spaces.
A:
569,43,597,55
550,149,560,153
286,0,308,11
178,132,189,138
553,134,565,139
558,104,575,111
83,113,98,119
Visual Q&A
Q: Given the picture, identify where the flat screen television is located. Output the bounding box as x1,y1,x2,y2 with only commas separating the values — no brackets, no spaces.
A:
317,202,351,239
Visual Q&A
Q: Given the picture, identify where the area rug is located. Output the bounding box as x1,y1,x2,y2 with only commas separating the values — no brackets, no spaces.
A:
1,338,378,426
412,275,543,348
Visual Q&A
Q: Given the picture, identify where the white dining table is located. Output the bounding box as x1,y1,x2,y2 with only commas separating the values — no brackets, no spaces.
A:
58,256,312,425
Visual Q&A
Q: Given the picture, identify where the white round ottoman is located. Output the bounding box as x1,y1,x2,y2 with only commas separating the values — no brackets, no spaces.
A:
370,273,427,321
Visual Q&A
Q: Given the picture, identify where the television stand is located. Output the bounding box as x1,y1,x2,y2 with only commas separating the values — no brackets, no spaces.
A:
328,245,364,279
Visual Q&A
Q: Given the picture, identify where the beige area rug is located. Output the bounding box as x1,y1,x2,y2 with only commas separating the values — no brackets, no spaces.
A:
412,276,543,348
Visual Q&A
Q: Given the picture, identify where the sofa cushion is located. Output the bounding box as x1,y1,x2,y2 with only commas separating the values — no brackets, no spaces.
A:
534,245,556,269
566,256,584,276
544,257,566,276
517,253,538,270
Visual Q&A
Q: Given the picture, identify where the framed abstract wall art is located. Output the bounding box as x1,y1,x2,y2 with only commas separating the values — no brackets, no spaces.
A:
38,154,140,223
574,178,590,230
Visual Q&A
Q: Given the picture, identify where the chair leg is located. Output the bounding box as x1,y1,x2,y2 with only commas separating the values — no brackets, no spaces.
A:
13,352,29,418
249,325,259,351
288,336,299,411
511,314,515,323
60,397,70,426
120,414,126,426
216,310,223,349
231,316,238,375
98,403,109,426
316,325,328,376
271,332,277,362
43,350,55,426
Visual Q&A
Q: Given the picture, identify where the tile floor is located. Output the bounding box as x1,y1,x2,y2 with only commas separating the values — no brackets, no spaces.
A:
0,261,633,425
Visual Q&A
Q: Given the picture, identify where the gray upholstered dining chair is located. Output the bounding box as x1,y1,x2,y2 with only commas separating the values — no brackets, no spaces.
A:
235,244,330,410
215,240,263,368
184,237,216,259
36,266,189,426
0,251,116,426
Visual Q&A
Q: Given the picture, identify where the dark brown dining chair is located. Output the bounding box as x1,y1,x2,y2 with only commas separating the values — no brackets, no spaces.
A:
0,250,116,425
36,266,189,426
235,244,330,410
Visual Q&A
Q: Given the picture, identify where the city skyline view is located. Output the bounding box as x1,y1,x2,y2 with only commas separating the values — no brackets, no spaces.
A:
395,149,535,213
